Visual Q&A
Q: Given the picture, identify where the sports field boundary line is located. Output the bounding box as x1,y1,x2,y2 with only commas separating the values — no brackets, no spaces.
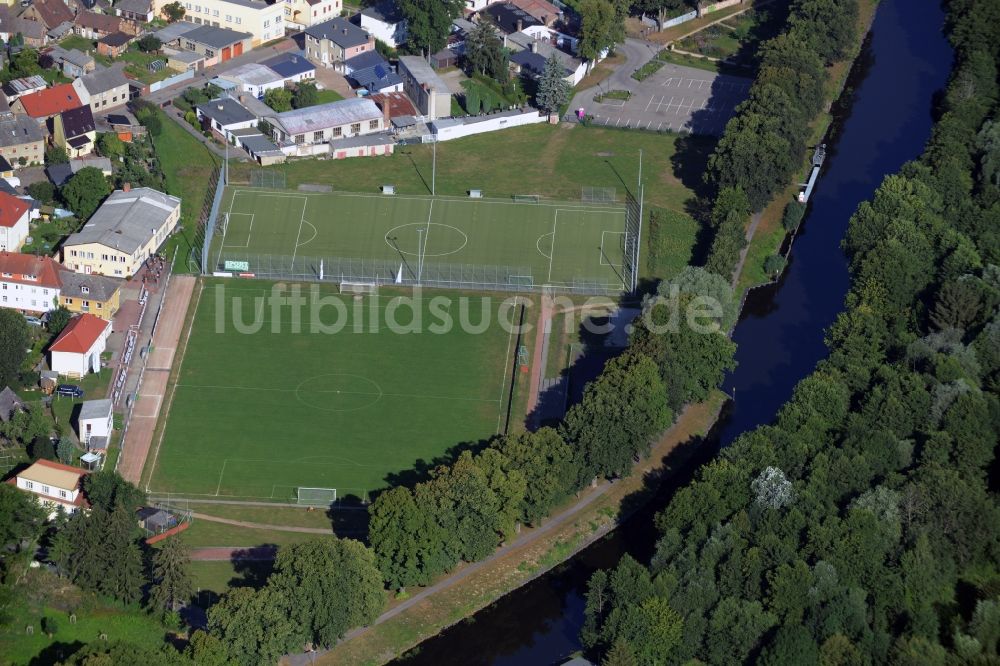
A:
143,280,204,493
494,296,518,435
223,212,254,248
226,187,629,212
547,212,558,283
599,230,627,266
288,196,309,266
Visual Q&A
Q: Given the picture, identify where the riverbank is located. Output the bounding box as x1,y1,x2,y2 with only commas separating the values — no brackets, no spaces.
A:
312,393,726,666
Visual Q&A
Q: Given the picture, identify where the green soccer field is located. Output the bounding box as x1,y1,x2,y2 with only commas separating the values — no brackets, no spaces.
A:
147,281,523,502
211,188,631,292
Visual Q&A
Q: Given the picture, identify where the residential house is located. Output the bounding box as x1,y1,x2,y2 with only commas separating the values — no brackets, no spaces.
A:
46,46,97,78
21,0,75,32
73,64,131,113
397,55,451,121
483,2,542,34
217,62,285,97
304,17,374,70
10,459,90,518
346,53,402,94
509,37,587,85
62,186,182,277
341,49,381,75
173,24,252,64
369,90,418,122
267,97,384,144
48,313,111,377
74,11,125,39
97,31,135,57
0,386,25,423
355,0,406,48
258,50,316,83
2,75,48,103
231,128,285,164
12,83,83,122
17,19,48,48
509,0,561,26
115,0,154,22
69,156,113,176
58,270,121,320
196,97,257,141
52,105,97,158
0,193,31,252
0,251,64,311
284,0,339,30
78,398,112,447
47,20,77,42
0,103,45,167
152,0,284,46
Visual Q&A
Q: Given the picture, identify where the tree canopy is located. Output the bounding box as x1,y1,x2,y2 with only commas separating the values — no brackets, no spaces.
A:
61,167,111,221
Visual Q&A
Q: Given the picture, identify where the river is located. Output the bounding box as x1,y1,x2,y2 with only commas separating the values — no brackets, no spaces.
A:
397,1,954,663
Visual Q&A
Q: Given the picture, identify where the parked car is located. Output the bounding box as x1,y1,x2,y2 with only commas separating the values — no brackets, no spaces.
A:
23,315,42,326
55,384,84,398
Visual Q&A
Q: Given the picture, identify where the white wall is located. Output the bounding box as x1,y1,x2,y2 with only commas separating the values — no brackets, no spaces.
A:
79,415,112,443
432,110,546,142
359,14,406,49
50,329,108,378
0,279,58,313
0,211,29,251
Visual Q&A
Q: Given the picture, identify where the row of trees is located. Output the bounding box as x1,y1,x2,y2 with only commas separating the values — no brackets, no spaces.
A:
369,266,738,589
703,0,859,277
581,0,1000,661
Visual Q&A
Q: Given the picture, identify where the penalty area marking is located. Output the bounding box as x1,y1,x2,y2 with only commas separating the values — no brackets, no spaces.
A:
296,219,318,249
535,232,553,260
223,212,255,248
599,230,626,266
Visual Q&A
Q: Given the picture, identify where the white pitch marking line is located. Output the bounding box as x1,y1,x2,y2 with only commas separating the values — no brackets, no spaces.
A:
547,210,558,283
495,295,518,435
215,459,228,496
288,197,309,266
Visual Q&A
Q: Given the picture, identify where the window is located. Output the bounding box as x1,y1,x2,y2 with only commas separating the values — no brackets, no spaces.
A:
295,134,305,144
369,119,379,129
225,13,231,20
213,8,219,15
1,272,10,277
313,131,323,141
194,4,200,11
81,286,89,294
41,485,49,494
205,48,215,57
101,254,108,261
71,250,77,256
66,298,73,304
24,481,32,490
235,16,241,23
333,126,342,137
59,490,67,498
264,19,270,27
185,1,191,7
350,122,361,134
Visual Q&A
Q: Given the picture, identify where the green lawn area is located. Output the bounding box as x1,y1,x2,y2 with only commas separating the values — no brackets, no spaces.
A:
315,88,345,104
0,571,169,666
189,560,273,595
177,519,333,548
59,35,96,52
116,48,180,84
227,125,704,283
147,281,523,503
152,109,219,272
212,187,628,291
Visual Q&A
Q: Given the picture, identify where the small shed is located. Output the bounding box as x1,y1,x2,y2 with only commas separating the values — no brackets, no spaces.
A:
80,451,102,470
136,507,177,534
78,398,113,446
39,370,59,393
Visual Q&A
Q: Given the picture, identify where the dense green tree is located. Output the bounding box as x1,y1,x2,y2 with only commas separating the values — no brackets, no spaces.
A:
788,0,859,64
536,54,571,113
208,587,296,666
62,167,111,221
399,0,463,56
267,538,385,647
47,307,71,335
0,484,45,573
45,145,69,165
138,35,162,52
463,16,508,82
495,427,579,524
98,133,125,160
369,486,444,588
82,471,146,511
28,435,55,461
292,82,318,109
0,310,28,389
27,181,55,204
149,537,193,612
163,2,185,21
602,637,637,666
56,437,75,465
65,640,190,665
264,88,293,112
578,0,619,61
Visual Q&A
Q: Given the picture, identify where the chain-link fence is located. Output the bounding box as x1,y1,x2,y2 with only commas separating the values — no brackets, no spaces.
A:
215,252,625,294
249,169,287,189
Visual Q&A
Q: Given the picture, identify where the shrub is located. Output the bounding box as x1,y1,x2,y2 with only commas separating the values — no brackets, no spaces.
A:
764,254,787,278
782,200,806,232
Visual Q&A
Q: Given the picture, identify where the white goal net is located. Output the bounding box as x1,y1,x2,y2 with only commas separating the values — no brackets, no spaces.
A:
339,281,379,295
297,487,337,506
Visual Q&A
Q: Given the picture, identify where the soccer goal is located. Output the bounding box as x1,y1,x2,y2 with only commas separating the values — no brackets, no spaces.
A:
512,194,540,203
339,281,379,295
296,487,337,506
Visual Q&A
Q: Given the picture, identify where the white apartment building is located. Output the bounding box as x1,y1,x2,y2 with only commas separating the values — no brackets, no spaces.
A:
154,0,284,46
0,253,64,314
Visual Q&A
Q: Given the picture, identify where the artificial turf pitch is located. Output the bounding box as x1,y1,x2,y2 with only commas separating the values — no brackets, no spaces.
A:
147,282,520,502
213,188,630,291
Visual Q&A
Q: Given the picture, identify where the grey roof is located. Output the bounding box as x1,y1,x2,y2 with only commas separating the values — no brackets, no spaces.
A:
59,270,121,302
64,187,181,254
169,50,207,65
70,157,112,173
100,31,133,47
183,24,252,49
229,127,263,137
350,64,402,91
48,46,94,69
197,98,256,127
47,20,76,39
305,17,370,48
79,398,112,421
359,0,403,24
115,0,151,13
153,20,198,43
60,105,96,138
85,436,107,450
0,386,24,422
343,50,387,72
259,51,315,79
269,97,381,135
221,62,282,87
510,40,580,76
3,75,48,97
398,55,449,91
47,163,74,186
80,64,129,95
0,112,45,148
327,132,394,149
240,134,282,155
236,94,274,119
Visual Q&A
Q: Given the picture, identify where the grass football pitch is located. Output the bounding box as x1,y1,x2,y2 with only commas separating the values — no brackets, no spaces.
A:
147,281,523,502
212,188,631,291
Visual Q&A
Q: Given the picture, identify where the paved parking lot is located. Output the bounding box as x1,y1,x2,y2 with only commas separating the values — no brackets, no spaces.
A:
581,64,751,135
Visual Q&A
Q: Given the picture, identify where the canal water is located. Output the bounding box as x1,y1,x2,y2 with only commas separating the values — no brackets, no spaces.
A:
397,1,954,663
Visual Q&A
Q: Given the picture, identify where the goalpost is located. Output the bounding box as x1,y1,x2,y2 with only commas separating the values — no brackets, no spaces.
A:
512,194,540,203
296,487,337,506
339,281,379,295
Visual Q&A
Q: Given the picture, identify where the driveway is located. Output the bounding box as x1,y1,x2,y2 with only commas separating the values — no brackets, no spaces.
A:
567,39,751,135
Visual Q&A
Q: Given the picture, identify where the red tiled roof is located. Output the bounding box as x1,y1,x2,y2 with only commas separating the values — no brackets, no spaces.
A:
0,192,30,229
8,459,91,508
49,313,109,354
28,0,74,29
75,11,122,33
18,84,82,118
0,251,66,289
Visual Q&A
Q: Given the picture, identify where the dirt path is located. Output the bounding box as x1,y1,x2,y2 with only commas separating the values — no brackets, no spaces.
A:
190,512,334,535
117,275,197,485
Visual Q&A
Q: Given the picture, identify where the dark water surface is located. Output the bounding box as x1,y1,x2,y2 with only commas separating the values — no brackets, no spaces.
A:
397,2,954,663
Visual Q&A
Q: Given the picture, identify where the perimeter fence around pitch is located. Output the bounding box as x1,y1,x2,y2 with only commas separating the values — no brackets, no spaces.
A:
212,252,625,295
